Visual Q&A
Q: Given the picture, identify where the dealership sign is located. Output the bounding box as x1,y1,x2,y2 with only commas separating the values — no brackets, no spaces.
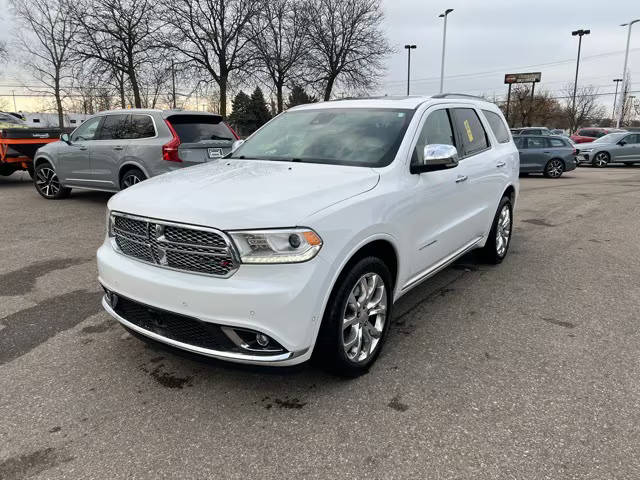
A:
504,72,542,84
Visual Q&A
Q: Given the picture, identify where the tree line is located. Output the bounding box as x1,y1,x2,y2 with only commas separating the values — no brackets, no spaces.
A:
5,0,391,128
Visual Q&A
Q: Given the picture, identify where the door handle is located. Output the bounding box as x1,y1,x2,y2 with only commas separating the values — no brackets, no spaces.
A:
496,161,506,168
455,175,468,183
79,146,87,151
113,146,124,151
542,151,550,154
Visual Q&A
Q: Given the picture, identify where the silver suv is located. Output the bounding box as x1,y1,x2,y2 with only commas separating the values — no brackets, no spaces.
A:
32,109,237,199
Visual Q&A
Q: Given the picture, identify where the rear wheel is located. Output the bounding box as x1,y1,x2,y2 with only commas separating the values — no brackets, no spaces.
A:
543,158,564,178
314,257,393,377
34,162,71,199
120,167,146,190
592,152,609,168
481,196,512,264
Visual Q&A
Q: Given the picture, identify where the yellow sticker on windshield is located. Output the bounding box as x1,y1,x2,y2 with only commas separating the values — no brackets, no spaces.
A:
464,119,474,142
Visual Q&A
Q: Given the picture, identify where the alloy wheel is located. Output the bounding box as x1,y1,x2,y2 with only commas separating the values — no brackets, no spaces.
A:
122,173,143,188
342,273,387,363
594,153,608,168
35,167,61,198
495,204,511,258
547,159,563,178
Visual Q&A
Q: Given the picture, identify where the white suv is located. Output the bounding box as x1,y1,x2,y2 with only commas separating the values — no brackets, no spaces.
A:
97,95,519,376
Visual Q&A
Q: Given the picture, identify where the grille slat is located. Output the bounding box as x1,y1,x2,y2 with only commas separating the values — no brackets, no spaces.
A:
112,214,237,277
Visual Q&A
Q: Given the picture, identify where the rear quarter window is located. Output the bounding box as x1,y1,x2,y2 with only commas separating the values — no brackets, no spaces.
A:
125,115,156,139
451,108,489,156
549,138,566,148
167,115,234,143
482,110,510,144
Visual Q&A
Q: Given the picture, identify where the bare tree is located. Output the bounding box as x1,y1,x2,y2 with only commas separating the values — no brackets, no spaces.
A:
0,41,7,63
250,0,307,113
305,0,391,101
10,0,78,127
562,84,605,132
160,0,263,116
72,0,158,108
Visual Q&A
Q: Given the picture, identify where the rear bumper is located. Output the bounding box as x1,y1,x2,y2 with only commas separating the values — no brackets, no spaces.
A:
97,241,332,366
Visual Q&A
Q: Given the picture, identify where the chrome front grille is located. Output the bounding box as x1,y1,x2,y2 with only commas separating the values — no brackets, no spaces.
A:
111,213,238,277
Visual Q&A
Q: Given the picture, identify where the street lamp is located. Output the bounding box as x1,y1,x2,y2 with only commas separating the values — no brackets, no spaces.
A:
438,9,454,94
404,44,417,95
571,28,590,132
617,19,639,127
612,78,623,122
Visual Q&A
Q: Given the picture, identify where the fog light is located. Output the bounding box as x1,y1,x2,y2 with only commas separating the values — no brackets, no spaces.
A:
256,333,269,347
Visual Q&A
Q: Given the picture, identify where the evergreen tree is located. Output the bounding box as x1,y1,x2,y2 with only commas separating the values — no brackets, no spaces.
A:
250,87,271,130
228,91,252,137
286,86,318,109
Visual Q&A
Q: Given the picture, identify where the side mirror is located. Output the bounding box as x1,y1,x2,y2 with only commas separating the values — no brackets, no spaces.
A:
410,144,459,174
618,140,627,146
231,139,245,152
60,133,71,144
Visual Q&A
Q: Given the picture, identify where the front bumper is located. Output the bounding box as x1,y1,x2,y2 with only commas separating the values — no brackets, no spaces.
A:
97,241,331,366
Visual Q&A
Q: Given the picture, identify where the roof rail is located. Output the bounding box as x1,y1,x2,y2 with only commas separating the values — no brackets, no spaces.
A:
431,93,487,100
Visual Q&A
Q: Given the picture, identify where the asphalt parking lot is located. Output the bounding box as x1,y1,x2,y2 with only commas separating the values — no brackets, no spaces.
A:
1,166,640,479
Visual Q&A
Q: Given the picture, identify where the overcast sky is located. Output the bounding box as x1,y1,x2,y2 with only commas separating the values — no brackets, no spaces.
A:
0,0,638,111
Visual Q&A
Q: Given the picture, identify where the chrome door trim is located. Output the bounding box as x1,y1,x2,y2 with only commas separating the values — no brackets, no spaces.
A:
401,236,483,292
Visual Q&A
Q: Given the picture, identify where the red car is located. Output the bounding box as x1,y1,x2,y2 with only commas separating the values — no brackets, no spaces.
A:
570,127,626,144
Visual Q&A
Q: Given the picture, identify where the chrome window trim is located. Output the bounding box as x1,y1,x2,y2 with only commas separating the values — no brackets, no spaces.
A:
110,211,241,278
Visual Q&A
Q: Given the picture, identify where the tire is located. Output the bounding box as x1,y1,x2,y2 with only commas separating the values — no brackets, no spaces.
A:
480,196,513,264
27,166,35,179
33,162,71,199
592,152,609,168
543,158,564,178
314,256,393,377
120,167,146,190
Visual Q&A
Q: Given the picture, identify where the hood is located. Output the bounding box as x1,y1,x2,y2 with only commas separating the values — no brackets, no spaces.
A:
108,159,380,230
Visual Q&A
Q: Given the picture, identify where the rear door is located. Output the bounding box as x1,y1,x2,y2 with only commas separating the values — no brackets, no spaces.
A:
90,114,130,188
449,107,501,238
166,114,236,166
56,116,102,185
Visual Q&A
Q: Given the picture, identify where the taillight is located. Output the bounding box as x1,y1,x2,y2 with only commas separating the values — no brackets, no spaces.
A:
162,120,182,162
226,122,239,140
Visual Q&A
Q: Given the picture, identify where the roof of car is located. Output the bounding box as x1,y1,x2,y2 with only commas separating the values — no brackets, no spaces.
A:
94,108,222,118
289,94,497,111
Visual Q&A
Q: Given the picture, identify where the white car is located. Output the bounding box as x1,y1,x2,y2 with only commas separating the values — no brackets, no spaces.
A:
98,95,519,376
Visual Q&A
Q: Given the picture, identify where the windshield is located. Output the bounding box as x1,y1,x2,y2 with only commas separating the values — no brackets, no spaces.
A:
0,113,25,125
230,108,415,167
594,133,626,144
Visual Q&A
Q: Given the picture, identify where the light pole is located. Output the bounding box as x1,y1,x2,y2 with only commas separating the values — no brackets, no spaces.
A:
612,78,623,122
571,29,590,132
438,9,453,94
404,44,417,95
617,19,639,128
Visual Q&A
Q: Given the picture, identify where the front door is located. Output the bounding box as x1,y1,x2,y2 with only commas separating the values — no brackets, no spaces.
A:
616,134,640,162
56,116,102,185
406,107,475,280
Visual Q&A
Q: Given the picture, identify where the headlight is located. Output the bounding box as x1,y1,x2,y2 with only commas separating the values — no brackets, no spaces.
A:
228,228,323,264
107,211,115,237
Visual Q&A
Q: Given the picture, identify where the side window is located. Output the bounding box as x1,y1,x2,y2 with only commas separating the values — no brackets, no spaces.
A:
626,134,639,144
549,138,565,148
526,137,547,149
482,110,510,144
125,115,156,139
98,114,129,140
412,109,456,166
71,116,101,142
451,108,489,157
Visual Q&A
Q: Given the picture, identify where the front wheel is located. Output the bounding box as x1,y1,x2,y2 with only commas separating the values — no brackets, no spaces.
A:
480,196,513,264
314,257,393,377
544,159,564,178
592,152,609,168
34,162,71,199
